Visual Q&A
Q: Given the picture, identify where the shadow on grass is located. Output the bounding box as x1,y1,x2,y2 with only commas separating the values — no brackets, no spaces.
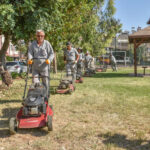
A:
0,120,9,128
50,86,57,95
93,72,129,78
1,107,19,118
18,128,49,137
0,99,21,104
0,120,11,138
0,108,19,138
98,133,150,150
0,108,49,137
0,129,11,138
0,124,48,138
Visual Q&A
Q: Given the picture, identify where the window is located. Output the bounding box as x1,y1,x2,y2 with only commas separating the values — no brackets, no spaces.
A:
6,62,18,66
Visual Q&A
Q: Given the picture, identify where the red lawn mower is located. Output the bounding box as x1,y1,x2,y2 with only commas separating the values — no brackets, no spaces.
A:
75,77,83,83
84,60,96,77
56,79,75,94
55,68,75,94
9,66,53,134
84,68,96,77
96,66,107,72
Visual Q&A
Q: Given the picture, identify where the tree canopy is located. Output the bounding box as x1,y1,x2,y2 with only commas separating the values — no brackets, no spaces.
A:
0,0,122,63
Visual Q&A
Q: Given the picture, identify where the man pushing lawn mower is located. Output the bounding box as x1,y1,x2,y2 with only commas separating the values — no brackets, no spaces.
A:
56,42,79,94
28,29,54,98
84,51,96,77
9,30,54,134
76,47,84,83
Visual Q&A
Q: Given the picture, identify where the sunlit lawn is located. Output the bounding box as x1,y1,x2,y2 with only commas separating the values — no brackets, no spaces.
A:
1,66,150,150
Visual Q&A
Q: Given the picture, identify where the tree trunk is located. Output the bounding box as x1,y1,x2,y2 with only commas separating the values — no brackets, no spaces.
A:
0,34,10,65
0,34,13,86
53,52,57,74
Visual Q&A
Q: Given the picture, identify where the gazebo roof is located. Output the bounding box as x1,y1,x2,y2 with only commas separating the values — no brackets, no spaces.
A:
129,26,150,43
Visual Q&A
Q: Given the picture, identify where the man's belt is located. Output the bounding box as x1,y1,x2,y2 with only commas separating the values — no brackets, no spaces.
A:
67,60,75,62
32,58,47,59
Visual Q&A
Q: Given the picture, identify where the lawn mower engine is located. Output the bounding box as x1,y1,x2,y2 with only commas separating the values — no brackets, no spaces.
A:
84,68,96,77
96,66,107,72
56,79,75,94
58,79,72,89
75,77,83,83
22,83,47,116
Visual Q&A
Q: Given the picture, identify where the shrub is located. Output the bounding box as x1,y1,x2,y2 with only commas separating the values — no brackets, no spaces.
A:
11,72,26,79
11,72,19,79
6,56,14,61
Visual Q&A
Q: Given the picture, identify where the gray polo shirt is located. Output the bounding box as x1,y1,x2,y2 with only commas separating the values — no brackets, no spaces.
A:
110,55,116,63
64,48,78,61
28,40,54,70
78,52,85,63
85,54,92,63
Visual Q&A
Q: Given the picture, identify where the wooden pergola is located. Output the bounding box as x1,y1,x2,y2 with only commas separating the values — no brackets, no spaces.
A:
128,26,150,76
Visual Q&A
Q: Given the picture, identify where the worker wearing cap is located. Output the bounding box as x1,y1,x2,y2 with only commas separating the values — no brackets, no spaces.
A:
84,51,93,71
109,53,117,71
64,42,79,83
76,47,84,80
28,29,54,98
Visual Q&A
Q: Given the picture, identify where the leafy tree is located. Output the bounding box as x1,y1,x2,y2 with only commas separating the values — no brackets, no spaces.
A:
50,0,122,56
0,0,121,71
0,0,62,63
0,0,63,82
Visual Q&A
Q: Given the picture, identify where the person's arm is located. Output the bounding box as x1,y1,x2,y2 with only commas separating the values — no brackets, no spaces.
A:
47,42,54,64
89,55,93,62
63,49,67,64
82,53,85,61
75,48,79,63
113,56,117,63
28,43,33,64
28,43,33,60
64,55,66,61
76,54,79,62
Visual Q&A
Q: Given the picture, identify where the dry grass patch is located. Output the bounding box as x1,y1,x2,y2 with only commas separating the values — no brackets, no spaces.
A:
1,68,150,149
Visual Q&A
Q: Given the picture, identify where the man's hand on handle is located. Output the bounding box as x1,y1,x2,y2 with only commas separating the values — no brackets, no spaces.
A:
74,60,77,64
45,59,50,64
28,60,33,65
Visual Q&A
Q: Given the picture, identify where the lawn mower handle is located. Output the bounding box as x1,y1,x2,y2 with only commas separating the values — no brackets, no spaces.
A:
23,57,51,100
22,65,30,100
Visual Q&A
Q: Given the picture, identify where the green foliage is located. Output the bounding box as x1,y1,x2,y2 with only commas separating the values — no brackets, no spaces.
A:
11,72,19,79
48,0,122,56
20,72,26,79
15,41,27,54
6,56,13,61
94,0,122,55
0,0,121,62
0,4,15,33
11,72,26,79
57,51,65,70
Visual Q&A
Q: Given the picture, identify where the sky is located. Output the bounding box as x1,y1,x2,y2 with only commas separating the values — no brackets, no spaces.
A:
114,0,150,32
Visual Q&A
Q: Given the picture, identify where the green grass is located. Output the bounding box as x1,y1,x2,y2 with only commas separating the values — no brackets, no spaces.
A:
1,67,150,150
